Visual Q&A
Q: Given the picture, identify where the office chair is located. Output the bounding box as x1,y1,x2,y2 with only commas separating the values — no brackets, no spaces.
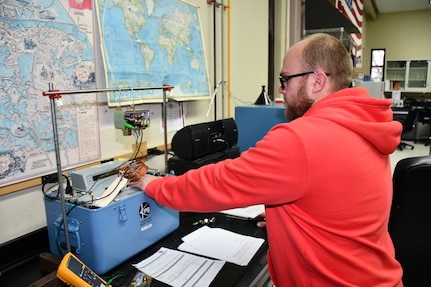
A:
396,107,418,151
389,156,431,286
416,107,431,154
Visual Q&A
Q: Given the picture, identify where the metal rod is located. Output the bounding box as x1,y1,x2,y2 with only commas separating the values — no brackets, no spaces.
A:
213,0,217,120
227,0,232,118
163,90,168,173
221,0,225,118
49,96,71,253
43,85,174,96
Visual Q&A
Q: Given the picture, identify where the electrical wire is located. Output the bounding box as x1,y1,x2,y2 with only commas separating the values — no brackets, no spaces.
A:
42,174,72,200
55,203,79,256
51,123,148,255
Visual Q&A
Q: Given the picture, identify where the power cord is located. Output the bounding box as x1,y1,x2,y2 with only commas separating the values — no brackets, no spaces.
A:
42,174,73,200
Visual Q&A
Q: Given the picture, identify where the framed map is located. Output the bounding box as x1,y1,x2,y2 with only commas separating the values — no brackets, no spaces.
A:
0,0,100,187
96,0,211,105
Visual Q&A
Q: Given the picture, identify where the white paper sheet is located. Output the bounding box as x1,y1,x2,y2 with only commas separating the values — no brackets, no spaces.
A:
179,226,265,266
133,247,224,287
159,101,185,132
220,204,265,219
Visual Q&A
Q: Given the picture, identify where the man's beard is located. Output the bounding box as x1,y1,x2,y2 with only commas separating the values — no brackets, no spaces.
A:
284,82,313,120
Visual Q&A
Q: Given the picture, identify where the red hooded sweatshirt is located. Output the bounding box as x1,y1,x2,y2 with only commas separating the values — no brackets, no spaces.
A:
145,87,404,286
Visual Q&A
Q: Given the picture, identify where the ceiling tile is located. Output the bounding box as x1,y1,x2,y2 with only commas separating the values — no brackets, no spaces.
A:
374,0,431,14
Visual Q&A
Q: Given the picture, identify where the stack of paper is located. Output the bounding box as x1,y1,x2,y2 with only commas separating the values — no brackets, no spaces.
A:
133,226,265,287
179,226,265,266
220,204,265,219
133,247,224,287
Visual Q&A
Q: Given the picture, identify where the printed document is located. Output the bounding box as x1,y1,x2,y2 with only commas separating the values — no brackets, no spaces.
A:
179,226,265,266
221,204,265,219
133,247,224,287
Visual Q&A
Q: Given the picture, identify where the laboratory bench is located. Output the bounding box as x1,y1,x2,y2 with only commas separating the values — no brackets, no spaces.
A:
26,212,270,287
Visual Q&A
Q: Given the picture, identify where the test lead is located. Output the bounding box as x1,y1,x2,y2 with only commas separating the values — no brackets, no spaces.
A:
124,122,136,130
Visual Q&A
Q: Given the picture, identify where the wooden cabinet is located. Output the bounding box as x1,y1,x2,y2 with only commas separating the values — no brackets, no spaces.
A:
385,60,431,93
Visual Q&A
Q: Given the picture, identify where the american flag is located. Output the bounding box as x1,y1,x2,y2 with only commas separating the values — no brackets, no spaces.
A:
336,0,363,66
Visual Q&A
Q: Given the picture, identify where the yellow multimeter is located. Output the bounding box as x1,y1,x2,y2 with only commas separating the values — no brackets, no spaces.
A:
56,252,111,287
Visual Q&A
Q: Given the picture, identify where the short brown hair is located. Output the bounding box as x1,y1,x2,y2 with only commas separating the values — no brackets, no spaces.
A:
301,33,353,91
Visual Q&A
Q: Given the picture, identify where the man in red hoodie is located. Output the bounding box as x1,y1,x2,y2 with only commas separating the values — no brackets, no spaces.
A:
130,33,404,286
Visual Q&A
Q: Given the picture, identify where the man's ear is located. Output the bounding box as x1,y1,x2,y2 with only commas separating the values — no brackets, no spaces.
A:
311,72,327,93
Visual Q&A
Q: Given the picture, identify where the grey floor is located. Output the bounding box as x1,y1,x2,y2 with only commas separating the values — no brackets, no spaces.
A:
390,140,430,174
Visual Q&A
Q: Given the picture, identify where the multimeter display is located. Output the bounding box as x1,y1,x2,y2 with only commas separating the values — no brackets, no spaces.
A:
57,252,109,287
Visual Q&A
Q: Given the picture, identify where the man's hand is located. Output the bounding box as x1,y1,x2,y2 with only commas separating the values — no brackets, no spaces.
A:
255,212,266,228
128,174,159,190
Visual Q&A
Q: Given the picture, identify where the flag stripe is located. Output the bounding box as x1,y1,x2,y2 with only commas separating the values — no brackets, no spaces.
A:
335,0,363,60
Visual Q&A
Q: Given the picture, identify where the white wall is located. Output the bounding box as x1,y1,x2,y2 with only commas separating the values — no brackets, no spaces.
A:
0,0,277,245
362,10,431,77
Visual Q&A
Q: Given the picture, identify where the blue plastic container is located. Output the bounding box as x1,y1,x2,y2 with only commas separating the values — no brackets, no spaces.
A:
44,187,179,274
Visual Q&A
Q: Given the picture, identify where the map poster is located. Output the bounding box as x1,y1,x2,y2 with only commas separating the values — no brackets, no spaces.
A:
0,0,100,187
96,0,211,105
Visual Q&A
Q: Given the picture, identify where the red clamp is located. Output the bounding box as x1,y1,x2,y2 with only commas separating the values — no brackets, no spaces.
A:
42,90,62,99
162,84,172,92
207,0,221,8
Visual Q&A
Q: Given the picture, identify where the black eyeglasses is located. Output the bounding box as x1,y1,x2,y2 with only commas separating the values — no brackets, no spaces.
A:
279,71,330,89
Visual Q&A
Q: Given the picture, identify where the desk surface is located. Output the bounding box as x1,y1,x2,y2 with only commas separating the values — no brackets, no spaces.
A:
106,212,269,287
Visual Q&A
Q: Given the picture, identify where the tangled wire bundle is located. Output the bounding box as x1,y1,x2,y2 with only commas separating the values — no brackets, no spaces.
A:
118,160,149,183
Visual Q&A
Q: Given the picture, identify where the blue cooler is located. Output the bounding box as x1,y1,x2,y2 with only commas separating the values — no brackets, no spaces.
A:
44,185,179,274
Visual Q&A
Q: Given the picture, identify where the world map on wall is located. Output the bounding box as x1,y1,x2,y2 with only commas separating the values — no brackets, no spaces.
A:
97,0,211,105
0,0,208,187
0,0,100,187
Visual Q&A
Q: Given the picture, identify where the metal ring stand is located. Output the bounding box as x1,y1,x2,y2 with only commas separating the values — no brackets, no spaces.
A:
42,84,173,253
